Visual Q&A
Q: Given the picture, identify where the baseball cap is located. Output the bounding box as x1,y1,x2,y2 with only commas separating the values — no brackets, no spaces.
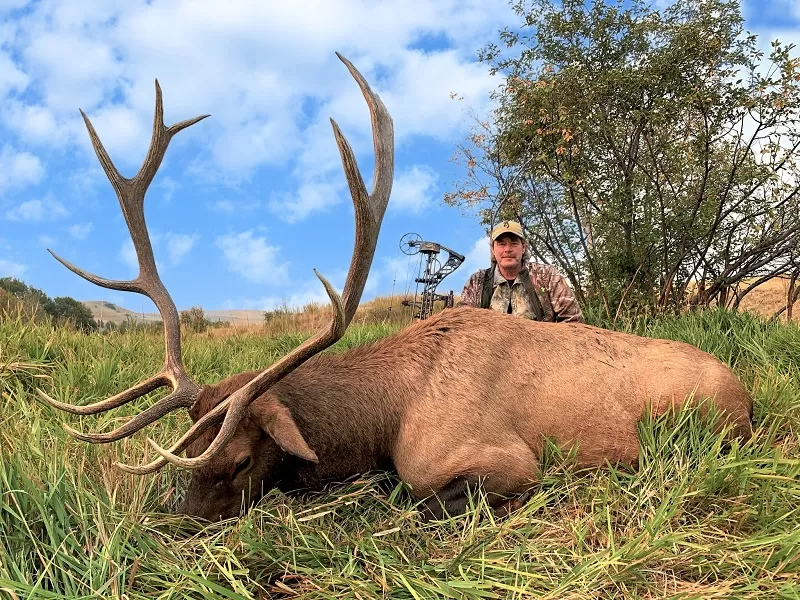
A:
490,220,525,241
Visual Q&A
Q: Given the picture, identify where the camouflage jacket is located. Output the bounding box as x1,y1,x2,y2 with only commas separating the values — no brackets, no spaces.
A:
458,262,584,323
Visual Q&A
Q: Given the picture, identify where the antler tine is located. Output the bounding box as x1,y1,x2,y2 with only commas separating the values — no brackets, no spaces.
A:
332,51,394,324
149,56,393,470
45,82,208,442
142,271,345,469
38,375,167,415
116,388,234,473
47,249,142,293
38,383,196,443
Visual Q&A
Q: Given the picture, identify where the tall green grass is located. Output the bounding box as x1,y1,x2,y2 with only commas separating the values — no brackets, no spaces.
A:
1,309,798,599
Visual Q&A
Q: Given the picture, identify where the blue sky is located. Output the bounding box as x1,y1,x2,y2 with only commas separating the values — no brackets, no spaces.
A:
0,0,795,313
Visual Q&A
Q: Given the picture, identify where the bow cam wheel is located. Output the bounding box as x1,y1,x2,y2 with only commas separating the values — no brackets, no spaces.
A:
400,233,422,255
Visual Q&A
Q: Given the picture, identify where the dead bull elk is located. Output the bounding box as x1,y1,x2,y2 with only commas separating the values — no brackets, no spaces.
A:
40,54,753,522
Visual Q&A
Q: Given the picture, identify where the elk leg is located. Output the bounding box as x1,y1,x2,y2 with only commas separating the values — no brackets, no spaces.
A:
492,489,534,518
419,475,534,521
420,476,482,521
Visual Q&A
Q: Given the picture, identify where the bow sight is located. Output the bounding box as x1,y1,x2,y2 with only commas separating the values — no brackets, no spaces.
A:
400,233,465,320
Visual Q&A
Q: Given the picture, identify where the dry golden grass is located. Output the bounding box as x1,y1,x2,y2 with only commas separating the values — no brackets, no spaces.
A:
84,275,798,342
198,276,799,341
202,294,446,338
738,276,799,320
245,276,798,335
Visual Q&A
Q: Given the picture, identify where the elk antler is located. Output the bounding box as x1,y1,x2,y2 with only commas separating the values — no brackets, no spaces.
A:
43,53,394,474
122,53,394,473
38,83,209,442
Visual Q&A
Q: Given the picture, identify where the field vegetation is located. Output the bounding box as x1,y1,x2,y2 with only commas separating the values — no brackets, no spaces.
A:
1,303,798,599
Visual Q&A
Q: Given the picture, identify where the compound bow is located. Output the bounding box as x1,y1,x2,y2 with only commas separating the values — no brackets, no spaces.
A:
399,233,465,320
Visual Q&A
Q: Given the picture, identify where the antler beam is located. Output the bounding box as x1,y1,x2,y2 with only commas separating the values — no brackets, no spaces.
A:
120,53,394,473
40,82,208,440
42,54,393,475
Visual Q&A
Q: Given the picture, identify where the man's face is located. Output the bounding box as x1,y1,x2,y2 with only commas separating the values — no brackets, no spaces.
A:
492,233,525,271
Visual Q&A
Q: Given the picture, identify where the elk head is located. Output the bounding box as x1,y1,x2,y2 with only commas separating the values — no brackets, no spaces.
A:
177,371,325,521
39,53,394,520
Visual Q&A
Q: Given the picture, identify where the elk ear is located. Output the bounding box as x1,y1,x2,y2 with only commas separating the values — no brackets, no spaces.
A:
252,401,319,463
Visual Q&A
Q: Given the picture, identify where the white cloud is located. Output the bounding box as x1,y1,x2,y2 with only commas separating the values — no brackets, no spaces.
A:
212,198,261,213
22,29,121,112
446,235,490,292
0,0,519,309
2,101,65,146
0,257,27,277
38,234,56,246
215,230,288,284
378,254,418,292
5,195,68,221
383,49,497,143
390,165,438,214
269,179,344,223
212,199,236,213
221,264,351,310
66,165,103,196
360,255,401,302
211,118,300,174
74,104,151,169
0,50,29,96
0,0,508,190
66,222,92,239
118,238,138,274
223,288,331,311
276,48,497,221
119,234,177,273
164,232,198,265
0,1,31,12
158,176,179,203
0,145,44,193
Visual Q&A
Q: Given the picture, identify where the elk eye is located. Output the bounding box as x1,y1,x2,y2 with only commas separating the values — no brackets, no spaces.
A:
233,456,252,478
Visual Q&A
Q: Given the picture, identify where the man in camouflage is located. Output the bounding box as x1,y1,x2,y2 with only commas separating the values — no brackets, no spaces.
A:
458,220,583,323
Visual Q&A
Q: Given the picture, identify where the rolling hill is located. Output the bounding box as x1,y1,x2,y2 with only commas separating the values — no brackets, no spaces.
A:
81,276,798,329
81,301,264,327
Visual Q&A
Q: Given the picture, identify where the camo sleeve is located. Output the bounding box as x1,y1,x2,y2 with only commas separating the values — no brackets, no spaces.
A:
457,271,484,308
529,263,584,323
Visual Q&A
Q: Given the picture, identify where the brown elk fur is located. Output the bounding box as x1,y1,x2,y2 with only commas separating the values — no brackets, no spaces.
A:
178,306,753,521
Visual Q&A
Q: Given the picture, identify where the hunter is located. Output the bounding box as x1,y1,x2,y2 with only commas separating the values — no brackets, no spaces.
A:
458,220,584,323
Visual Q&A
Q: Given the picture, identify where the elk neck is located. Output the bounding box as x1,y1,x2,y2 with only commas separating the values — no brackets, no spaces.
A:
259,323,440,487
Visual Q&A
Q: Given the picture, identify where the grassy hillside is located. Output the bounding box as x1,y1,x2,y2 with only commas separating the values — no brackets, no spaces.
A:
82,276,799,331
82,294,421,330
1,310,799,598
737,276,799,320
82,300,163,325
